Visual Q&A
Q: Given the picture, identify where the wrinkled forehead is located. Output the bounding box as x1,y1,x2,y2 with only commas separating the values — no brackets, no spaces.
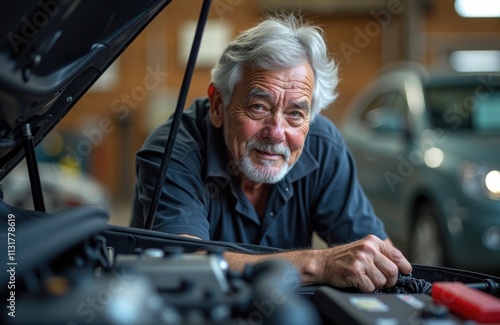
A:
239,63,314,99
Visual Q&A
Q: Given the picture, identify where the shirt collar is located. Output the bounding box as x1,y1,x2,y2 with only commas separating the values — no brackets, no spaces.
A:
205,114,232,180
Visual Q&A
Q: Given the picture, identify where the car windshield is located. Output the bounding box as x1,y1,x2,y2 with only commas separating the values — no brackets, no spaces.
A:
426,82,500,132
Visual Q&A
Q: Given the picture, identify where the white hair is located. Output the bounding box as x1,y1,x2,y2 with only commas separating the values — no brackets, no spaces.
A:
210,14,339,120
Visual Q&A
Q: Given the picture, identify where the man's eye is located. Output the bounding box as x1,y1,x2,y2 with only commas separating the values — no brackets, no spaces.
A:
286,110,308,126
247,104,269,119
289,110,304,118
250,104,266,111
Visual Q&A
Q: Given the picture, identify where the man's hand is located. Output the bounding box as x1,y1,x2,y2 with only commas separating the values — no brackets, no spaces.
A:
179,233,412,293
311,235,412,292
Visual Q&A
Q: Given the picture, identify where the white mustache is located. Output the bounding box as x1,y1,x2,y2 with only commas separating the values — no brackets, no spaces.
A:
247,140,291,161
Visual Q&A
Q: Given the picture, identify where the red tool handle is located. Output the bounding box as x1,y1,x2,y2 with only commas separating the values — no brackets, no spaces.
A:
432,282,500,323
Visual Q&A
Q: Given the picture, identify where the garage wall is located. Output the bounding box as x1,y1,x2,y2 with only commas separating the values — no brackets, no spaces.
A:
52,0,499,203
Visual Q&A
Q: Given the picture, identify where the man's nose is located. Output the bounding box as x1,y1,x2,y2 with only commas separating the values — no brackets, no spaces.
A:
261,112,286,143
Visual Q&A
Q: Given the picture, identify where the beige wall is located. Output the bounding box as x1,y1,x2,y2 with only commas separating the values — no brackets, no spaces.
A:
54,0,500,201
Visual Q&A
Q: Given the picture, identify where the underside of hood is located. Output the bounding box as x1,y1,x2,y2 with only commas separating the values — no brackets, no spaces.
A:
0,0,172,180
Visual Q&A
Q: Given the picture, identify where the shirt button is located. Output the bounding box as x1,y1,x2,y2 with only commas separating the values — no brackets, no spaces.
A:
285,187,289,192
269,212,274,217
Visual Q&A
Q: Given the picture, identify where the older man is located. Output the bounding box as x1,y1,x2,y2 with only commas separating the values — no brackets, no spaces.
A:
131,14,411,292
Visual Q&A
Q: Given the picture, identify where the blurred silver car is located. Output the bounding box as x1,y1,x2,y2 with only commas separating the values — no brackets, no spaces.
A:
340,62,500,274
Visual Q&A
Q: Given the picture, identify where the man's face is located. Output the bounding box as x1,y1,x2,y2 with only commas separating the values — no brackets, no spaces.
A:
221,62,314,183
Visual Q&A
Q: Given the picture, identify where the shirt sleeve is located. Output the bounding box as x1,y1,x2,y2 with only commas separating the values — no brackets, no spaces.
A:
311,125,388,245
130,121,211,241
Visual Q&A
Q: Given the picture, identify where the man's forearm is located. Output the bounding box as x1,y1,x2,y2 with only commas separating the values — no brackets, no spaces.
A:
223,249,322,285
177,233,322,284
177,233,411,292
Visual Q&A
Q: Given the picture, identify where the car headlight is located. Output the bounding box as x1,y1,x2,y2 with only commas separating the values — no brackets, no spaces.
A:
459,161,500,201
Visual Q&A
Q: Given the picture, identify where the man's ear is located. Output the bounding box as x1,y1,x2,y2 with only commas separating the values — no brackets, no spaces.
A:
208,83,223,128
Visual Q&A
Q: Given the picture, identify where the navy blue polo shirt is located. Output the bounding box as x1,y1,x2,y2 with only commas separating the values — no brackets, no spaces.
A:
131,98,387,248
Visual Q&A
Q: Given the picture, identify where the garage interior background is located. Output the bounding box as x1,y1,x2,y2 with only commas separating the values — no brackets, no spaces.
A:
36,0,500,225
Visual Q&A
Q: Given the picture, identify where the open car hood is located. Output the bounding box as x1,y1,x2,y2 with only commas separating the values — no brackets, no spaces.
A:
0,0,172,180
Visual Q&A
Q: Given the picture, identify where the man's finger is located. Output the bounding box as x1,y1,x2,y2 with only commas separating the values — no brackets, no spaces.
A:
380,242,412,274
373,255,399,288
365,263,390,290
357,273,377,293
